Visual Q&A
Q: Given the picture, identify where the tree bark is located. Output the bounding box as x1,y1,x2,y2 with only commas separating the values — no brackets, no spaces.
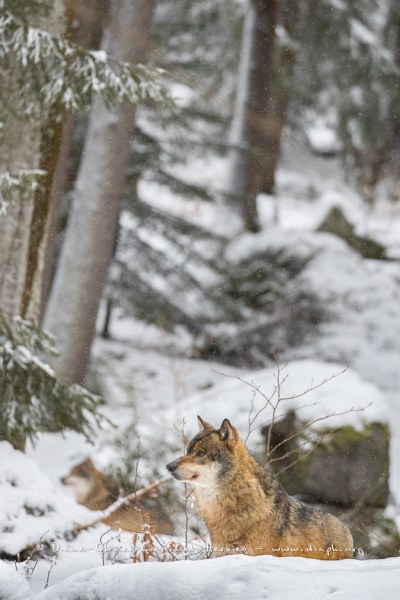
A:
0,2,66,324
44,0,155,385
228,0,278,232
260,46,295,195
41,0,106,317
391,3,400,146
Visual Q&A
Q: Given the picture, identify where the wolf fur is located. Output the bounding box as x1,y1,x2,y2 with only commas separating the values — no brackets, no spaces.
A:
166,417,353,559
61,458,173,535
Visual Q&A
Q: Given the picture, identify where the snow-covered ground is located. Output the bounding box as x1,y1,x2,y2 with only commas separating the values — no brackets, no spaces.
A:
0,442,95,557
2,554,400,600
2,142,400,598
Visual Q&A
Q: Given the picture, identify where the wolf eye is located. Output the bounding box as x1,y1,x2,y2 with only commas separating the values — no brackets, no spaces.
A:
196,450,206,457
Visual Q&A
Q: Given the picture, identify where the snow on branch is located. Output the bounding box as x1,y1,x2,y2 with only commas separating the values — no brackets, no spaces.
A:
0,170,46,216
0,314,108,447
0,11,166,118
0,0,51,20
349,17,398,72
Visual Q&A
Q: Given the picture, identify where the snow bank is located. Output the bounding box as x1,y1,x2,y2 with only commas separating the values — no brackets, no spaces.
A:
95,340,387,444
299,241,400,393
0,561,33,600
90,342,387,459
306,124,342,155
0,442,94,556
226,223,400,397
2,555,399,600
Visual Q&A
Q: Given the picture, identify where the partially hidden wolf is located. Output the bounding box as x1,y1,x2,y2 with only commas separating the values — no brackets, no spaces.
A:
166,417,353,559
62,458,173,534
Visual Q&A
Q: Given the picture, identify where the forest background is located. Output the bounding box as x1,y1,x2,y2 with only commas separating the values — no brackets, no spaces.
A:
1,0,400,595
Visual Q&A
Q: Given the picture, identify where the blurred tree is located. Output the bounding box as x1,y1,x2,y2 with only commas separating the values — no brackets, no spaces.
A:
290,0,400,202
0,0,164,447
0,314,104,451
0,0,65,323
107,0,240,334
103,0,316,357
388,0,400,179
41,0,107,312
118,0,239,225
0,0,98,451
38,0,241,353
44,0,159,385
228,0,278,232
260,2,299,195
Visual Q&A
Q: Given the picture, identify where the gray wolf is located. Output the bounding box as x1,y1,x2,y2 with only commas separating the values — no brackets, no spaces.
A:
62,458,173,534
166,417,353,559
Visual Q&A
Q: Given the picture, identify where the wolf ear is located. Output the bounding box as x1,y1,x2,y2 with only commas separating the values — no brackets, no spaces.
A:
197,415,214,432
219,419,237,443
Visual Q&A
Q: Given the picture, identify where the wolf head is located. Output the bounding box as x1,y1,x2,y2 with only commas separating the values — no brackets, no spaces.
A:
166,416,240,488
60,458,100,503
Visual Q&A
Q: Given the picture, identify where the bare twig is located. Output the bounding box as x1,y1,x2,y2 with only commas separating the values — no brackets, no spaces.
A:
274,426,337,476
44,556,56,589
22,530,50,582
244,401,318,438
132,434,142,492
268,404,372,460
345,517,400,558
213,364,350,452
214,362,373,500
266,358,285,455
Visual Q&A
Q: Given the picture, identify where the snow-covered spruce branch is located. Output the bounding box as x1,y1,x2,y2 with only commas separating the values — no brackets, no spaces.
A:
0,0,51,20
0,314,108,446
0,170,46,216
0,12,166,117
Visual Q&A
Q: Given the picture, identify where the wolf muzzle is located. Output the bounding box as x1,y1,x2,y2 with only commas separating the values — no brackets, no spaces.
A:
166,460,179,475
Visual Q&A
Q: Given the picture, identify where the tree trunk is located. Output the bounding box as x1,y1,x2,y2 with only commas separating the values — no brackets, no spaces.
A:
44,0,155,385
391,3,400,146
41,0,106,317
228,0,278,232
0,3,66,325
260,46,295,195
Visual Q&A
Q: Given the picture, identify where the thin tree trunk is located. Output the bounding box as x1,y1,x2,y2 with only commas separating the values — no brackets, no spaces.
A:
0,3,66,325
260,46,295,195
21,109,66,322
228,0,278,232
391,4,400,146
41,0,106,317
0,123,41,321
44,0,155,385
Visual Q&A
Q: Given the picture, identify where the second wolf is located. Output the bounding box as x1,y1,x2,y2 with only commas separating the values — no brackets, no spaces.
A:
62,458,173,534
167,416,353,559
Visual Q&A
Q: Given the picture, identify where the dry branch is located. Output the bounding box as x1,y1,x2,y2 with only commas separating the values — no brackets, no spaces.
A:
74,474,172,532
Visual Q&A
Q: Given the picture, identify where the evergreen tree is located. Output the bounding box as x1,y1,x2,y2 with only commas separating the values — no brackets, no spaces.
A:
100,0,243,337
228,0,279,232
290,0,400,200
102,0,320,363
0,314,104,451
44,0,161,385
0,0,165,447
41,0,107,312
